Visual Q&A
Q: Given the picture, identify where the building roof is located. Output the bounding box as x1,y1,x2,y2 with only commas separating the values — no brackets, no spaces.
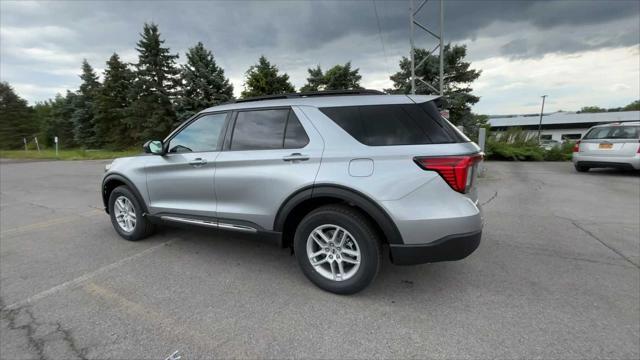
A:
202,94,440,113
488,111,640,128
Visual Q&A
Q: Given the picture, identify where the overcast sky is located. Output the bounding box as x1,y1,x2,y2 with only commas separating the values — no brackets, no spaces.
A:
1,0,638,115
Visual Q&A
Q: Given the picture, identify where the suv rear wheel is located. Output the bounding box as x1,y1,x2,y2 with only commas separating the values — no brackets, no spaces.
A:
294,205,381,294
108,185,154,241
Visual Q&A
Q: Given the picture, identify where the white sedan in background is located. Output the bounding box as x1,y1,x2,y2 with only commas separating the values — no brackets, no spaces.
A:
572,121,640,172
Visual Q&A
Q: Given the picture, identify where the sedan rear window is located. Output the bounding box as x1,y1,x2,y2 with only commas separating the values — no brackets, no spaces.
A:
584,125,640,140
319,101,467,146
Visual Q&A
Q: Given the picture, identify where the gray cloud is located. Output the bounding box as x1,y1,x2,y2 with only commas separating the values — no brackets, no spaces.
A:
0,0,638,104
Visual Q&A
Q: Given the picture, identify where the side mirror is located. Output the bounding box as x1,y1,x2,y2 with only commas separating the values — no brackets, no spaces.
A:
143,140,164,155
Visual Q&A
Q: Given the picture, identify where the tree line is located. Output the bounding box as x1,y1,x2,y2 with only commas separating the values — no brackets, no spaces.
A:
1,22,483,150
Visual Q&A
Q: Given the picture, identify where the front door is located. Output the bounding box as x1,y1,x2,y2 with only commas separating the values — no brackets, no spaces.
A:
145,112,229,218
214,107,323,230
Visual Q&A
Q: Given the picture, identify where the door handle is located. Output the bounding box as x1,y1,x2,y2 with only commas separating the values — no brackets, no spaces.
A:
283,153,310,162
189,158,207,167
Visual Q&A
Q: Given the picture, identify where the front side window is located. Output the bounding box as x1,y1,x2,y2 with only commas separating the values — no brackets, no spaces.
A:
168,113,228,153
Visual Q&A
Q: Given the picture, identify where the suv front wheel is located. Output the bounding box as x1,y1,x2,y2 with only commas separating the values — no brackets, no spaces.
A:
108,185,155,241
294,205,382,294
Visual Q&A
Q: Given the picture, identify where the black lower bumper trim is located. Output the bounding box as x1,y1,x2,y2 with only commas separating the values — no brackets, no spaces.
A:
389,231,482,265
576,161,636,170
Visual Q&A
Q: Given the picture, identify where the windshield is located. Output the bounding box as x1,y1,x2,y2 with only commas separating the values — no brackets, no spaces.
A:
584,125,639,140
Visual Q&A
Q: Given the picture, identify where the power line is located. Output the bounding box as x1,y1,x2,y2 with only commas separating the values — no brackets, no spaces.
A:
372,0,390,75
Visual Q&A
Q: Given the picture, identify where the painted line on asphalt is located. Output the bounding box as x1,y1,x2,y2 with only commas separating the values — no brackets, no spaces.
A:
0,208,103,236
2,239,176,311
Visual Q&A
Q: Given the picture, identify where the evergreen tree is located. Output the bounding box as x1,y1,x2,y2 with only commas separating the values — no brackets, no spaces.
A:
129,22,180,141
0,82,38,149
299,66,325,92
37,91,78,148
323,62,362,90
386,44,481,130
299,62,362,92
95,53,135,148
241,56,294,98
177,42,234,120
71,59,101,147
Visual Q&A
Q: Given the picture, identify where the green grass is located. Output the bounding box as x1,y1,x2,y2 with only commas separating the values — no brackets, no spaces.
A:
0,148,141,160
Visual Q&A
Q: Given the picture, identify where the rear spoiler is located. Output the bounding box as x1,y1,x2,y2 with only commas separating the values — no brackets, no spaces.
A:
406,94,449,110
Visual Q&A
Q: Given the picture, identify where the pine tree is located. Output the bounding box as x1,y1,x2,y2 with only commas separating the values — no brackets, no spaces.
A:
177,42,233,120
386,44,481,130
241,56,295,98
299,66,324,92
299,62,362,92
323,62,362,91
128,22,180,141
71,59,101,147
38,91,78,148
95,53,135,148
0,82,38,149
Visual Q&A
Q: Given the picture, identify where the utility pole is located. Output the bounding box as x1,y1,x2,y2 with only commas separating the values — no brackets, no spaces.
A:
537,95,548,143
409,0,444,95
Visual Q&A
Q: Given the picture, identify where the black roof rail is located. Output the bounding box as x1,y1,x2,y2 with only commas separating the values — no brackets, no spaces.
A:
232,89,386,104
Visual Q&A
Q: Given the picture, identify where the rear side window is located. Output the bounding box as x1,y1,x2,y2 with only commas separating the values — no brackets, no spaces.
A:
319,101,466,146
230,108,310,150
284,112,310,148
584,125,640,140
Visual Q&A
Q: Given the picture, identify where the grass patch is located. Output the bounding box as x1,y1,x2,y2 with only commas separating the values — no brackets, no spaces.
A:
0,148,141,160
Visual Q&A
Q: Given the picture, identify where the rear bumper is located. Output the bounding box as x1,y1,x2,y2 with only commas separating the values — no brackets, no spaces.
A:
573,153,640,170
389,230,482,265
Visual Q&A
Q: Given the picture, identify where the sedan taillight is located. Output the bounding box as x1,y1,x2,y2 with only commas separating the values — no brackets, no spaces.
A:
573,140,581,153
414,154,483,193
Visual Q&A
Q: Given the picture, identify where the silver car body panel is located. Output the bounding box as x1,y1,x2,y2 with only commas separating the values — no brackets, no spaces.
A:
214,107,324,229
103,94,483,246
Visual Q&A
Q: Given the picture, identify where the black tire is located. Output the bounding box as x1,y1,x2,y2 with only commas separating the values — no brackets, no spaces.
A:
293,204,382,295
108,185,154,241
575,164,590,172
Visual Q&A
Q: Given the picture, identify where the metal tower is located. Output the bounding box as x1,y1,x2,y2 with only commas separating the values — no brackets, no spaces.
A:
409,0,444,96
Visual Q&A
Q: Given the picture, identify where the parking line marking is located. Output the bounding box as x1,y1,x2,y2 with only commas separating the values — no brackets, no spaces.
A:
2,239,176,311
0,209,103,236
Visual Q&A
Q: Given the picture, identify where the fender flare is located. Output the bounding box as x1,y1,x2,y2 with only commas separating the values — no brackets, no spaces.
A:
101,173,149,214
274,184,404,245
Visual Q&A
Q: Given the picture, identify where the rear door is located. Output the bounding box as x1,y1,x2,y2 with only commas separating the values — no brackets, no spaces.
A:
214,107,323,230
581,125,640,156
145,112,229,217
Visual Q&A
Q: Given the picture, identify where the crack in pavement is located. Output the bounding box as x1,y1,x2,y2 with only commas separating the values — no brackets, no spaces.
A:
0,298,89,360
480,191,498,207
557,215,639,269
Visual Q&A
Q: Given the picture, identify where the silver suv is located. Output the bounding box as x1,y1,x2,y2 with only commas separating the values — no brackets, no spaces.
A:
573,121,640,172
102,90,484,294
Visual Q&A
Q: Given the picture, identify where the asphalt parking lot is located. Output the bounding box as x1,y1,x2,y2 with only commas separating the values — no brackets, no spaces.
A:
1,160,638,359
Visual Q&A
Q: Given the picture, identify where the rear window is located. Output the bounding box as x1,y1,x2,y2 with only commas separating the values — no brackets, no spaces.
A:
584,125,640,140
319,101,467,146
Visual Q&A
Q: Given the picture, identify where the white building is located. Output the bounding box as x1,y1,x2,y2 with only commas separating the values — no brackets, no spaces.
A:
488,111,640,141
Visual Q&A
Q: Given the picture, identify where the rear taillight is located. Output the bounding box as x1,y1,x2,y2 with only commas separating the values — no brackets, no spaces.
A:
573,140,581,152
637,143,640,154
414,154,483,193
